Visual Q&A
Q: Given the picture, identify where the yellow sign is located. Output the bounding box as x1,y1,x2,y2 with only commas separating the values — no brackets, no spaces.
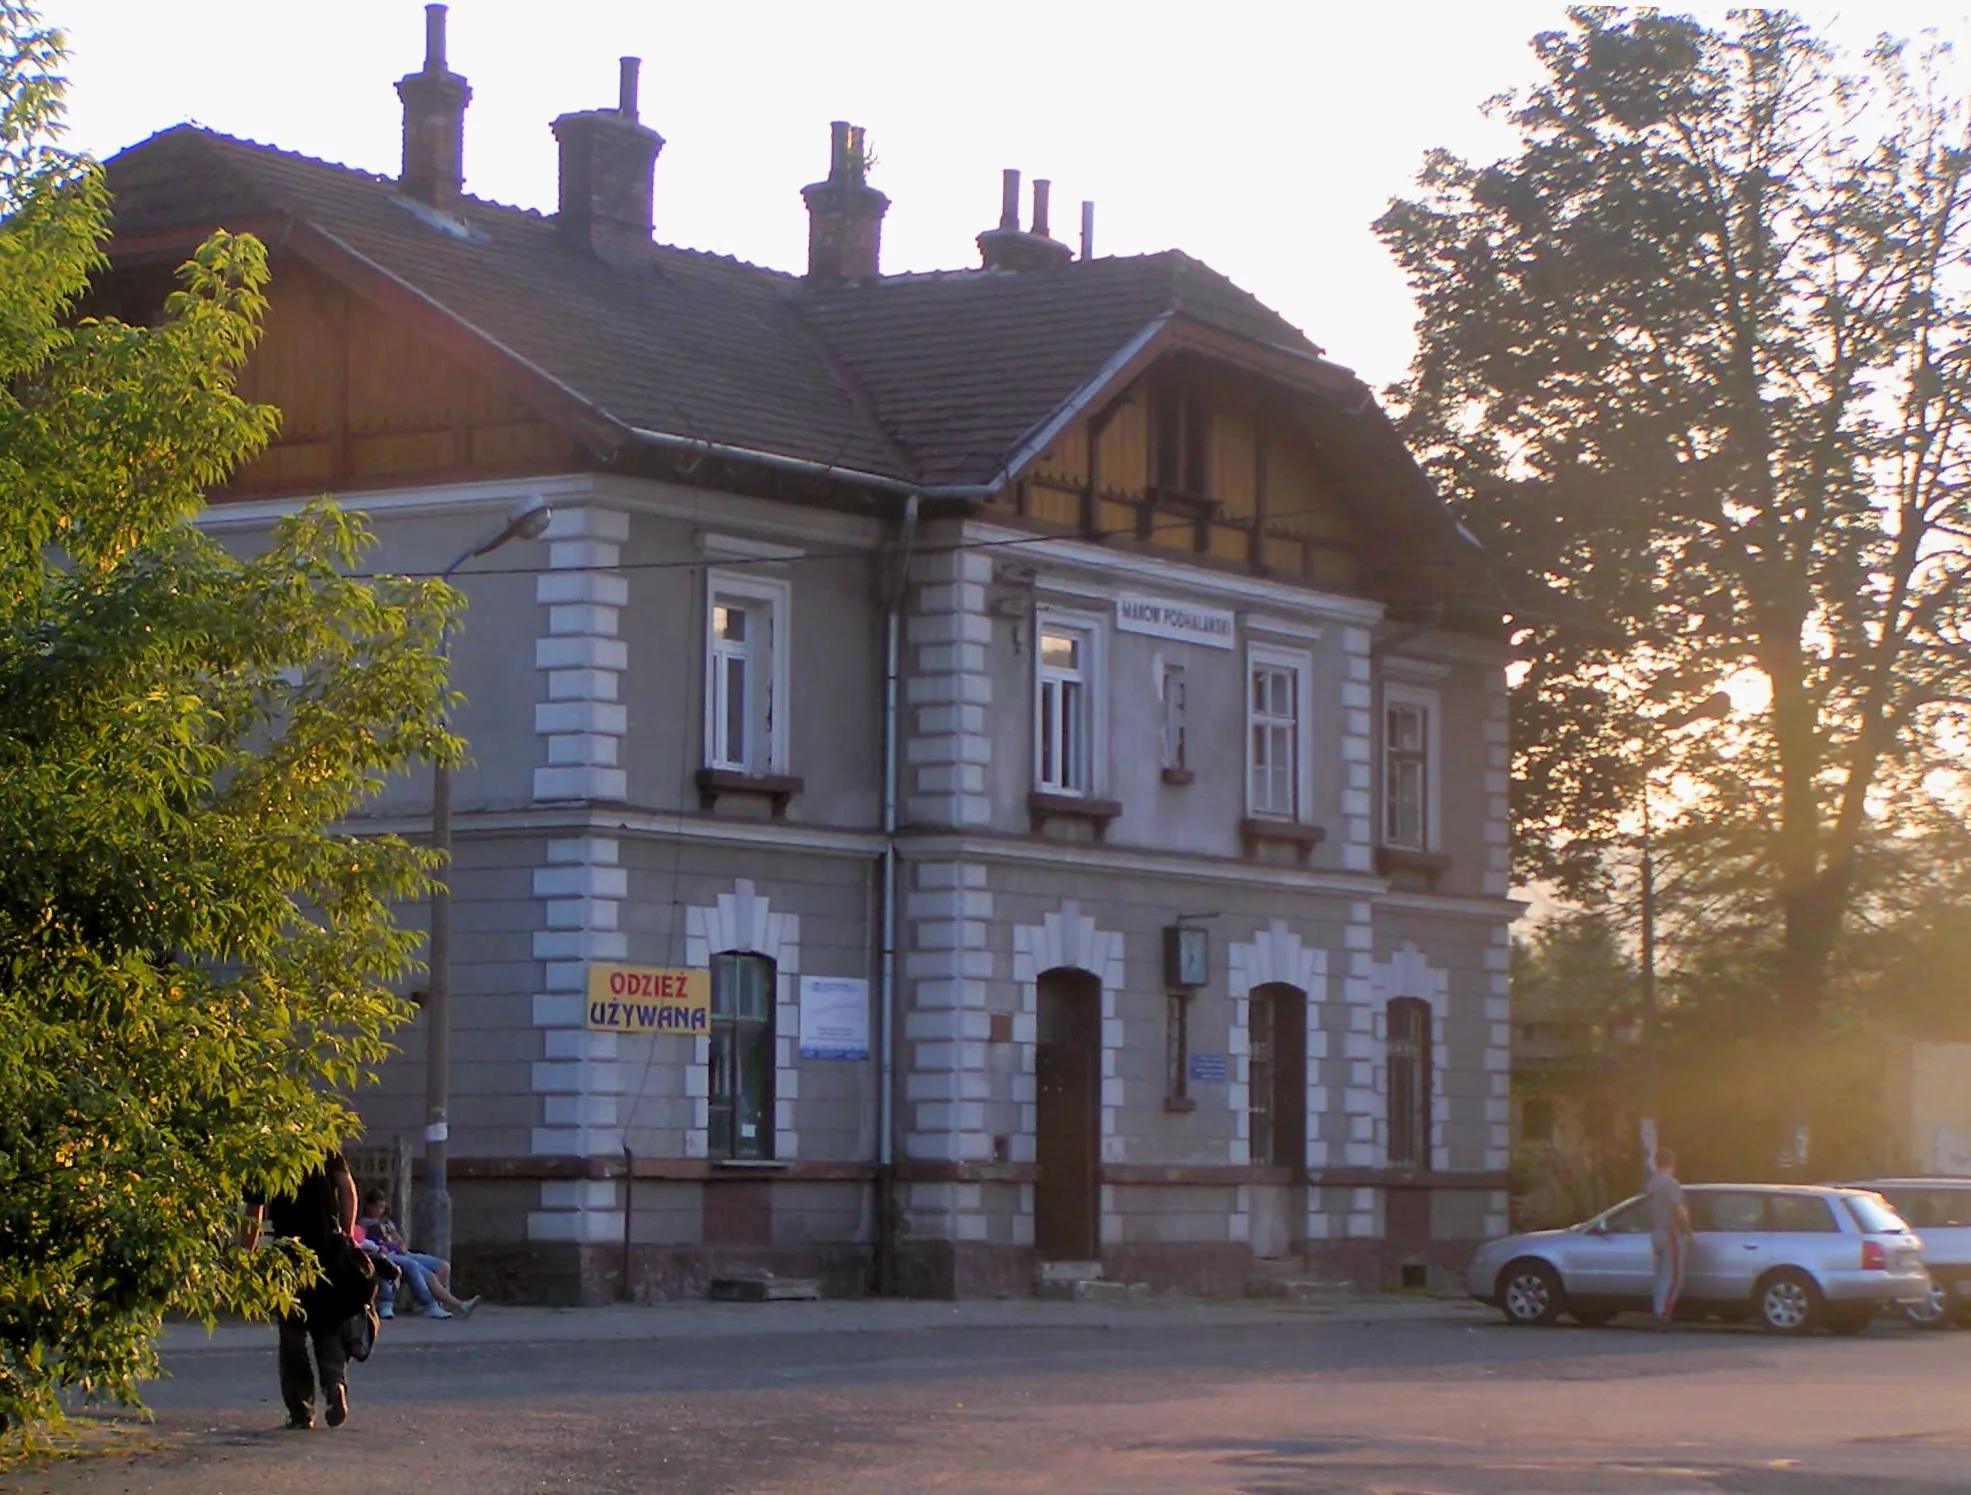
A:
584,964,710,1034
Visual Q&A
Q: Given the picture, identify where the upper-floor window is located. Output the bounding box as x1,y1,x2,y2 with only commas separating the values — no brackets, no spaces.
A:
704,572,790,775
1382,682,1440,850
1152,382,1210,498
709,952,775,1159
1246,646,1309,819
1036,615,1100,795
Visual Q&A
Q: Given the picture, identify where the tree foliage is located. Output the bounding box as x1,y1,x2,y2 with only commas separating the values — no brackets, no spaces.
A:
1378,9,1971,1030
0,5,457,1438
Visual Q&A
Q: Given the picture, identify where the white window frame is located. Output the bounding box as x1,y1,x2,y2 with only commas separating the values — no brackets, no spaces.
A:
1245,642,1312,821
1033,607,1105,797
1381,680,1441,851
703,570,791,776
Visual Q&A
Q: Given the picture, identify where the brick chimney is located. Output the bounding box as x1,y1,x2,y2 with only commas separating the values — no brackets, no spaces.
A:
552,58,665,266
396,4,472,208
978,171,1074,273
801,122,889,286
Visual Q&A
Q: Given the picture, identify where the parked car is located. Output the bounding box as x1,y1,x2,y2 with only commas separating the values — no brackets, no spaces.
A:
1843,1178,1971,1328
1467,1184,1928,1334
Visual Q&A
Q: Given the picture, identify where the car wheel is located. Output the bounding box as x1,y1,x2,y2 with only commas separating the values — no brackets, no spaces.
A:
1568,1307,1617,1328
1900,1283,1951,1330
1825,1305,1873,1336
1756,1269,1824,1335
1497,1259,1564,1327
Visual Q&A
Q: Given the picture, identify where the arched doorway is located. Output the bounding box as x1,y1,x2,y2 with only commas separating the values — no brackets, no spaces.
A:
1034,967,1102,1260
1247,982,1308,1260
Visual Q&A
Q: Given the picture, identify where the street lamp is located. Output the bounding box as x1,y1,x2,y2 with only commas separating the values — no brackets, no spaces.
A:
419,495,553,1263
1637,689,1733,1186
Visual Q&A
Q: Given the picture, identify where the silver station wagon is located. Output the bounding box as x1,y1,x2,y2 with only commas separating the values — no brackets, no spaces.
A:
1845,1178,1971,1327
1466,1184,1928,1334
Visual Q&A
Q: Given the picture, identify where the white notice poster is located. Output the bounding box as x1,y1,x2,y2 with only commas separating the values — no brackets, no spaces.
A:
798,975,870,1061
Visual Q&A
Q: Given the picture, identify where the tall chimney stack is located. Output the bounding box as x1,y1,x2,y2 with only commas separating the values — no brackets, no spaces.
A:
551,57,666,266
396,3,472,208
801,120,890,286
978,168,1073,273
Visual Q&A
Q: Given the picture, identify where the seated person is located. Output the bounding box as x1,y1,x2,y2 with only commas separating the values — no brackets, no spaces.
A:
358,1189,479,1320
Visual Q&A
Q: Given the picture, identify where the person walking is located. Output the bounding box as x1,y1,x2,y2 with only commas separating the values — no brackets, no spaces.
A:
1647,1146,1693,1329
244,1148,383,1429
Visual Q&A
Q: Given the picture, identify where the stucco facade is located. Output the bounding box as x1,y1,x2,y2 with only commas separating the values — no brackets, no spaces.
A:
205,470,1518,1302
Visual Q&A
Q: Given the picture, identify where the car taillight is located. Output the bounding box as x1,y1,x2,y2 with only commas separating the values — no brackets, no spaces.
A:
1861,1240,1887,1271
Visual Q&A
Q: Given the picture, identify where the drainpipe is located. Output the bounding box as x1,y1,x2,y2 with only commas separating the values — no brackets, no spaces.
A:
876,493,920,1295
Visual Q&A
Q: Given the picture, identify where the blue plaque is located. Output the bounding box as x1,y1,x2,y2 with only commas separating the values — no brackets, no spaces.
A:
1188,1051,1229,1084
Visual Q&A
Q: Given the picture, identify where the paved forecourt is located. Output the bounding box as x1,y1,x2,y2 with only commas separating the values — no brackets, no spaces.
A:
19,1298,1971,1495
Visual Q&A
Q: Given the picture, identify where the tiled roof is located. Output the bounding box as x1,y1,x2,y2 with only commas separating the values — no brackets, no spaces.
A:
103,127,1336,491
107,126,909,480
798,255,1322,486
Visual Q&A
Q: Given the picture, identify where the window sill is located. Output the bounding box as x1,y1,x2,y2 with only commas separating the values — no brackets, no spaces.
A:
709,1157,789,1172
1028,791,1123,841
696,768,804,819
1376,846,1453,889
1160,767,1196,786
1238,816,1327,865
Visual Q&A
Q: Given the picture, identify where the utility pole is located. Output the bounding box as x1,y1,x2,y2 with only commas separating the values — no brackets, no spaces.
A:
1634,690,1731,1190
418,495,553,1262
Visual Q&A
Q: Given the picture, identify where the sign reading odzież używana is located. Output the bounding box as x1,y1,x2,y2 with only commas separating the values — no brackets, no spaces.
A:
585,964,710,1033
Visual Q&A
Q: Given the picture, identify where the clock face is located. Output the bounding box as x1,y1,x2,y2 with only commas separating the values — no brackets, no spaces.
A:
1171,926,1209,987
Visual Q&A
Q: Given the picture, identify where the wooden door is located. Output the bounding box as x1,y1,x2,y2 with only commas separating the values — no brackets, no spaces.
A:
1034,969,1101,1260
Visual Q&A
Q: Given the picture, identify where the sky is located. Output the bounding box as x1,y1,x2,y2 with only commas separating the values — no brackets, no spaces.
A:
48,1,1971,394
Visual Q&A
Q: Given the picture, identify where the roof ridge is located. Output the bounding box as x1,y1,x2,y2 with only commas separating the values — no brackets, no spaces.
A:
172,126,799,283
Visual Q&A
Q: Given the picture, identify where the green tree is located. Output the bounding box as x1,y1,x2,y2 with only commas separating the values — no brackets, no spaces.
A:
0,5,457,1438
1377,10,1971,1048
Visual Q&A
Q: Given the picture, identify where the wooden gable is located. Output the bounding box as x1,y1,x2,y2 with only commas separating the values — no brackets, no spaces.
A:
207,255,583,499
1008,356,1364,593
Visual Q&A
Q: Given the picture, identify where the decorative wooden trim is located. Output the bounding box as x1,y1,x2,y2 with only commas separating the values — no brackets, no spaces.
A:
1103,1164,1295,1187
696,768,804,819
1027,792,1123,840
439,1156,875,1183
1309,1168,1510,1191
1376,846,1453,889
1238,816,1327,865
881,1162,1509,1191
894,1161,1038,1185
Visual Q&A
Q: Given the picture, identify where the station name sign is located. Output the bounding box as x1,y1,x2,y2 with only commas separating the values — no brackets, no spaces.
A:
1114,595,1236,650
585,964,711,1034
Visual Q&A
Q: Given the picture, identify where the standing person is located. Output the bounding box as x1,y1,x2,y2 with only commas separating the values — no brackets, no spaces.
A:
1647,1147,1693,1330
244,1148,378,1429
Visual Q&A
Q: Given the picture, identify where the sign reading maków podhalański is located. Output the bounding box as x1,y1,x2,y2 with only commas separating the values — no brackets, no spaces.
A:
1114,596,1236,650
585,964,710,1033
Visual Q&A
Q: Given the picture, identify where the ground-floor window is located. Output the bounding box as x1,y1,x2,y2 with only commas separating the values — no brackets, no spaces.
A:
710,952,775,1159
1247,984,1306,1168
1387,996,1431,1169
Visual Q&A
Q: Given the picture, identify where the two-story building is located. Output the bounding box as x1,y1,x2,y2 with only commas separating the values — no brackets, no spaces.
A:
101,6,1527,1302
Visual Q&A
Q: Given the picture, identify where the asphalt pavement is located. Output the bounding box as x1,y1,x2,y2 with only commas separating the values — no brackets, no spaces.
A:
13,1296,1971,1494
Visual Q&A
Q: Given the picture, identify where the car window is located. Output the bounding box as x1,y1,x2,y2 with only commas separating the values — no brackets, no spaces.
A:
1692,1191,1766,1233
1881,1190,1968,1230
1600,1198,1652,1234
1845,1193,1910,1233
1767,1194,1839,1233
